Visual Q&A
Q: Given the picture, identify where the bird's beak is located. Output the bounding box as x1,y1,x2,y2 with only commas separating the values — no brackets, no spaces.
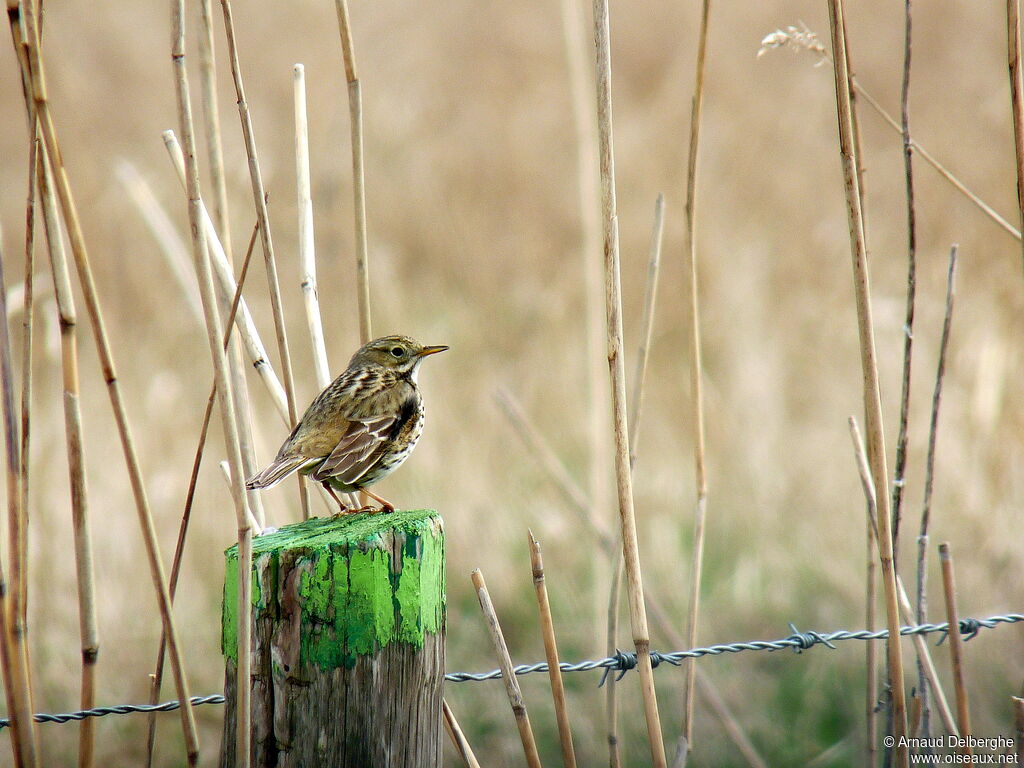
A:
418,345,449,357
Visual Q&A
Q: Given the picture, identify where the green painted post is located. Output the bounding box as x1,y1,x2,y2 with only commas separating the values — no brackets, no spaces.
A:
219,510,445,768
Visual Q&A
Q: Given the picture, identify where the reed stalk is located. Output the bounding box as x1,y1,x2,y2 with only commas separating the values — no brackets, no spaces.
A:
471,569,543,768
218,0,309,520
171,1,253,761
679,0,712,755
333,0,373,343
528,531,577,768
37,140,99,768
17,140,36,644
294,63,331,390
13,1,200,761
890,0,917,553
939,543,972,750
0,226,40,768
1008,0,1024,270
914,244,958,747
443,699,482,768
606,193,666,766
826,2,907,763
197,0,230,258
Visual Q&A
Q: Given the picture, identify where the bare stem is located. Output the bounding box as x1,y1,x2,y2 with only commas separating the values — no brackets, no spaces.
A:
294,63,331,390
442,699,482,768
333,0,372,343
890,0,917,555
528,531,577,768
471,569,543,768
680,0,712,753
939,544,972,751
37,137,99,768
628,194,665,464
826,2,907,763
1008,0,1024,270
0,227,40,768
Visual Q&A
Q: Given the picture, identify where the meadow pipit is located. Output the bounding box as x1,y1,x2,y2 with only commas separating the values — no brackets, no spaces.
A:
246,335,448,513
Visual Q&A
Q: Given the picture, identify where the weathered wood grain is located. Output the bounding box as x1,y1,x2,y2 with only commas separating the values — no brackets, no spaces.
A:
220,510,445,767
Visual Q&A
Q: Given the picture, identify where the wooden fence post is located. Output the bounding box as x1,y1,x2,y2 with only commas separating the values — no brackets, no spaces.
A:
219,509,445,767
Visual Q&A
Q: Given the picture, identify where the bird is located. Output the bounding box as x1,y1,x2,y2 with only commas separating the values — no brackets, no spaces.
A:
246,335,448,514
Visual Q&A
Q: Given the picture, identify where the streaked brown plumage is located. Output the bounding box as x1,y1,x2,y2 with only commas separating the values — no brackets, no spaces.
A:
246,335,448,513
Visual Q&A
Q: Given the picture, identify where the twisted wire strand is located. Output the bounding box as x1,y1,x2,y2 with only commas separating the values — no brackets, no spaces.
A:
2,613,1019,729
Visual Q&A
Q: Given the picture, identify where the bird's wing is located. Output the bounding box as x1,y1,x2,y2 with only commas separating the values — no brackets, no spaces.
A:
246,454,319,490
309,414,397,486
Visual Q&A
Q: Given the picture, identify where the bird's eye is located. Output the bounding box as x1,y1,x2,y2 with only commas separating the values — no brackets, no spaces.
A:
390,346,405,358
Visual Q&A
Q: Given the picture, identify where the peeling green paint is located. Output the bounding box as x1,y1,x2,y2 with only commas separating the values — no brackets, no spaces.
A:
222,509,445,669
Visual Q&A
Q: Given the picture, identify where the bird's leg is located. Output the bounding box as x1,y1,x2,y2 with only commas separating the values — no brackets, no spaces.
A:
361,488,396,514
322,482,352,516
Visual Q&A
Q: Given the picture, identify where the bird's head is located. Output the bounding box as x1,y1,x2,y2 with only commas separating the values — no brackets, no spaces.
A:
350,335,449,377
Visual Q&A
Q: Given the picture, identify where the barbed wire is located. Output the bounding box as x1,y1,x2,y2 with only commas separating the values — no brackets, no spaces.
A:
2,613,1019,730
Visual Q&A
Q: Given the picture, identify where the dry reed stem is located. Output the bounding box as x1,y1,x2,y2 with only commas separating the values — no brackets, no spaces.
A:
938,543,972,750
849,430,881,764
826,3,907,763
17,139,35,645
171,2,254,761
13,1,200,761
591,0,666,761
606,193,666,766
37,141,99,768
679,0,712,754
218,0,309,521
6,15,39,758
498,391,765,768
865,513,877,768
443,699,482,768
197,0,231,258
471,569,543,768
914,245,958,744
143,221,260,768
890,0,917,554
163,132,290,425
0,226,40,768
1008,0,1024,266
294,63,331,390
628,193,665,466
528,531,577,768
333,0,373,343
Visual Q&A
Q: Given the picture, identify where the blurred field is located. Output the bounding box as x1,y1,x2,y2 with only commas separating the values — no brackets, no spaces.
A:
1,0,1023,765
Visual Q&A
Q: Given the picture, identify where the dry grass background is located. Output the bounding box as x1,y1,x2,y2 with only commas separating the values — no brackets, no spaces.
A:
0,0,1022,765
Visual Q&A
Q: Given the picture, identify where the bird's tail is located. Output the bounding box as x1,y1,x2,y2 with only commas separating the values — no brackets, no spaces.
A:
246,455,317,490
